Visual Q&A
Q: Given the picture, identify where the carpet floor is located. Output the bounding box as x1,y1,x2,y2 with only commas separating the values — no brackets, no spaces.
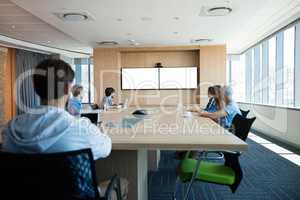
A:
148,138,300,200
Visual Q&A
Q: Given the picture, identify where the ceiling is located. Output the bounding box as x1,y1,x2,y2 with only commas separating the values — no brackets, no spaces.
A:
0,0,91,56
2,0,300,55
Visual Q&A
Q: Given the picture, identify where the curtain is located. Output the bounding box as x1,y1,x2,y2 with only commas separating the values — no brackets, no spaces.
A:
15,49,49,114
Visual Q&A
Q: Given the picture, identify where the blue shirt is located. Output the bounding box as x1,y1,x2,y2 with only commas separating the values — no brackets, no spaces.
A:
2,106,112,160
219,101,241,128
204,98,217,113
101,96,113,109
67,97,82,116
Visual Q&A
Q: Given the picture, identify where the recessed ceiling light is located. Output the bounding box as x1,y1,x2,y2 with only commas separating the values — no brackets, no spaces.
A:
47,41,51,43
207,7,232,16
62,13,88,21
54,12,94,22
131,42,139,46
11,25,15,29
141,17,152,21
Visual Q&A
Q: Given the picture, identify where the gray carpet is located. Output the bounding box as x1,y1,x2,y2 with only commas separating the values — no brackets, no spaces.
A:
148,138,300,200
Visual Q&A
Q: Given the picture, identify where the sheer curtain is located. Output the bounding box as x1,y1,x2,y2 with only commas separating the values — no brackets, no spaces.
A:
15,49,49,114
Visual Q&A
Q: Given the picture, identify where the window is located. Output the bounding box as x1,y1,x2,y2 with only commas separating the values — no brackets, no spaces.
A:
81,64,90,103
230,21,298,109
244,50,252,103
253,45,262,103
259,44,263,102
261,41,269,104
230,55,245,102
283,26,295,107
268,36,276,105
251,49,255,102
90,63,94,103
74,58,94,103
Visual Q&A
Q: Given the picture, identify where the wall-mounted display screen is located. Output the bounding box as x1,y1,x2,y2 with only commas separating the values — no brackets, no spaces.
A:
121,68,159,89
159,67,198,89
121,67,198,90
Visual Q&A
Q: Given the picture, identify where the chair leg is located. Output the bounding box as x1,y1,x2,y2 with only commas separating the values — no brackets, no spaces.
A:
183,151,204,200
172,177,181,200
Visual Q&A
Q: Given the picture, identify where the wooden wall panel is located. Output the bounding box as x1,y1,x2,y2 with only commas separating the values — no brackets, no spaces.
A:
93,49,121,104
4,48,16,120
93,45,226,107
199,45,227,106
121,51,198,68
0,47,16,126
121,52,146,67
0,47,7,126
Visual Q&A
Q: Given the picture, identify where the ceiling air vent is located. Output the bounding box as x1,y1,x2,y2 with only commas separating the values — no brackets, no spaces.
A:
97,41,119,46
190,38,212,44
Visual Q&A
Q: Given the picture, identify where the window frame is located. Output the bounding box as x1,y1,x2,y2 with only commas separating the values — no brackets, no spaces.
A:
74,58,94,104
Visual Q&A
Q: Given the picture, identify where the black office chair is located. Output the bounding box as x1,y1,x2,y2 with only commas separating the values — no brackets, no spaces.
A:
239,109,250,118
81,113,99,124
0,149,122,200
231,114,256,141
177,114,256,199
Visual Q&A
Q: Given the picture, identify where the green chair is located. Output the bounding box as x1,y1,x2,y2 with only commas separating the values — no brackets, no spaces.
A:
176,114,256,200
178,150,242,193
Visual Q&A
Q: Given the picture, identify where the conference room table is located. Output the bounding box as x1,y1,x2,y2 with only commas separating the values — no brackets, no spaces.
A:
95,106,248,200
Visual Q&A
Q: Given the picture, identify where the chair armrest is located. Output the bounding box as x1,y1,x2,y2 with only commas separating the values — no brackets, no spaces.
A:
205,150,240,155
103,174,122,200
187,150,241,161
184,151,224,160
203,152,224,160
204,150,241,157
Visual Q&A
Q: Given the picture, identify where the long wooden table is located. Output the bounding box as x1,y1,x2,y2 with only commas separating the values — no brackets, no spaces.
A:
95,106,248,200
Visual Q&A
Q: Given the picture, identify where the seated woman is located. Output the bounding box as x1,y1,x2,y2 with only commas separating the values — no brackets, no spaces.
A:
100,87,115,109
189,85,220,113
203,85,222,112
203,86,215,112
200,86,241,129
67,84,83,116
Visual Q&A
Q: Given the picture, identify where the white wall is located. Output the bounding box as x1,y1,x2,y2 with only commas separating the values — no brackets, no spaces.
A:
239,102,300,148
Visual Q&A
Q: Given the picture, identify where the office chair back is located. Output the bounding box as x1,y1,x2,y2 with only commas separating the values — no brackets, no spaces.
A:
0,149,100,200
81,113,99,124
231,114,256,141
239,109,250,118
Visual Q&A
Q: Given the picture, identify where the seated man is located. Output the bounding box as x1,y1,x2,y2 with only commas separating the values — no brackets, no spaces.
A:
67,84,84,116
200,86,241,129
1,59,128,199
100,87,116,109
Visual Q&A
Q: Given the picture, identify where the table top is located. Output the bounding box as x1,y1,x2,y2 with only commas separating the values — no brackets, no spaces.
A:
80,109,102,114
100,106,248,152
